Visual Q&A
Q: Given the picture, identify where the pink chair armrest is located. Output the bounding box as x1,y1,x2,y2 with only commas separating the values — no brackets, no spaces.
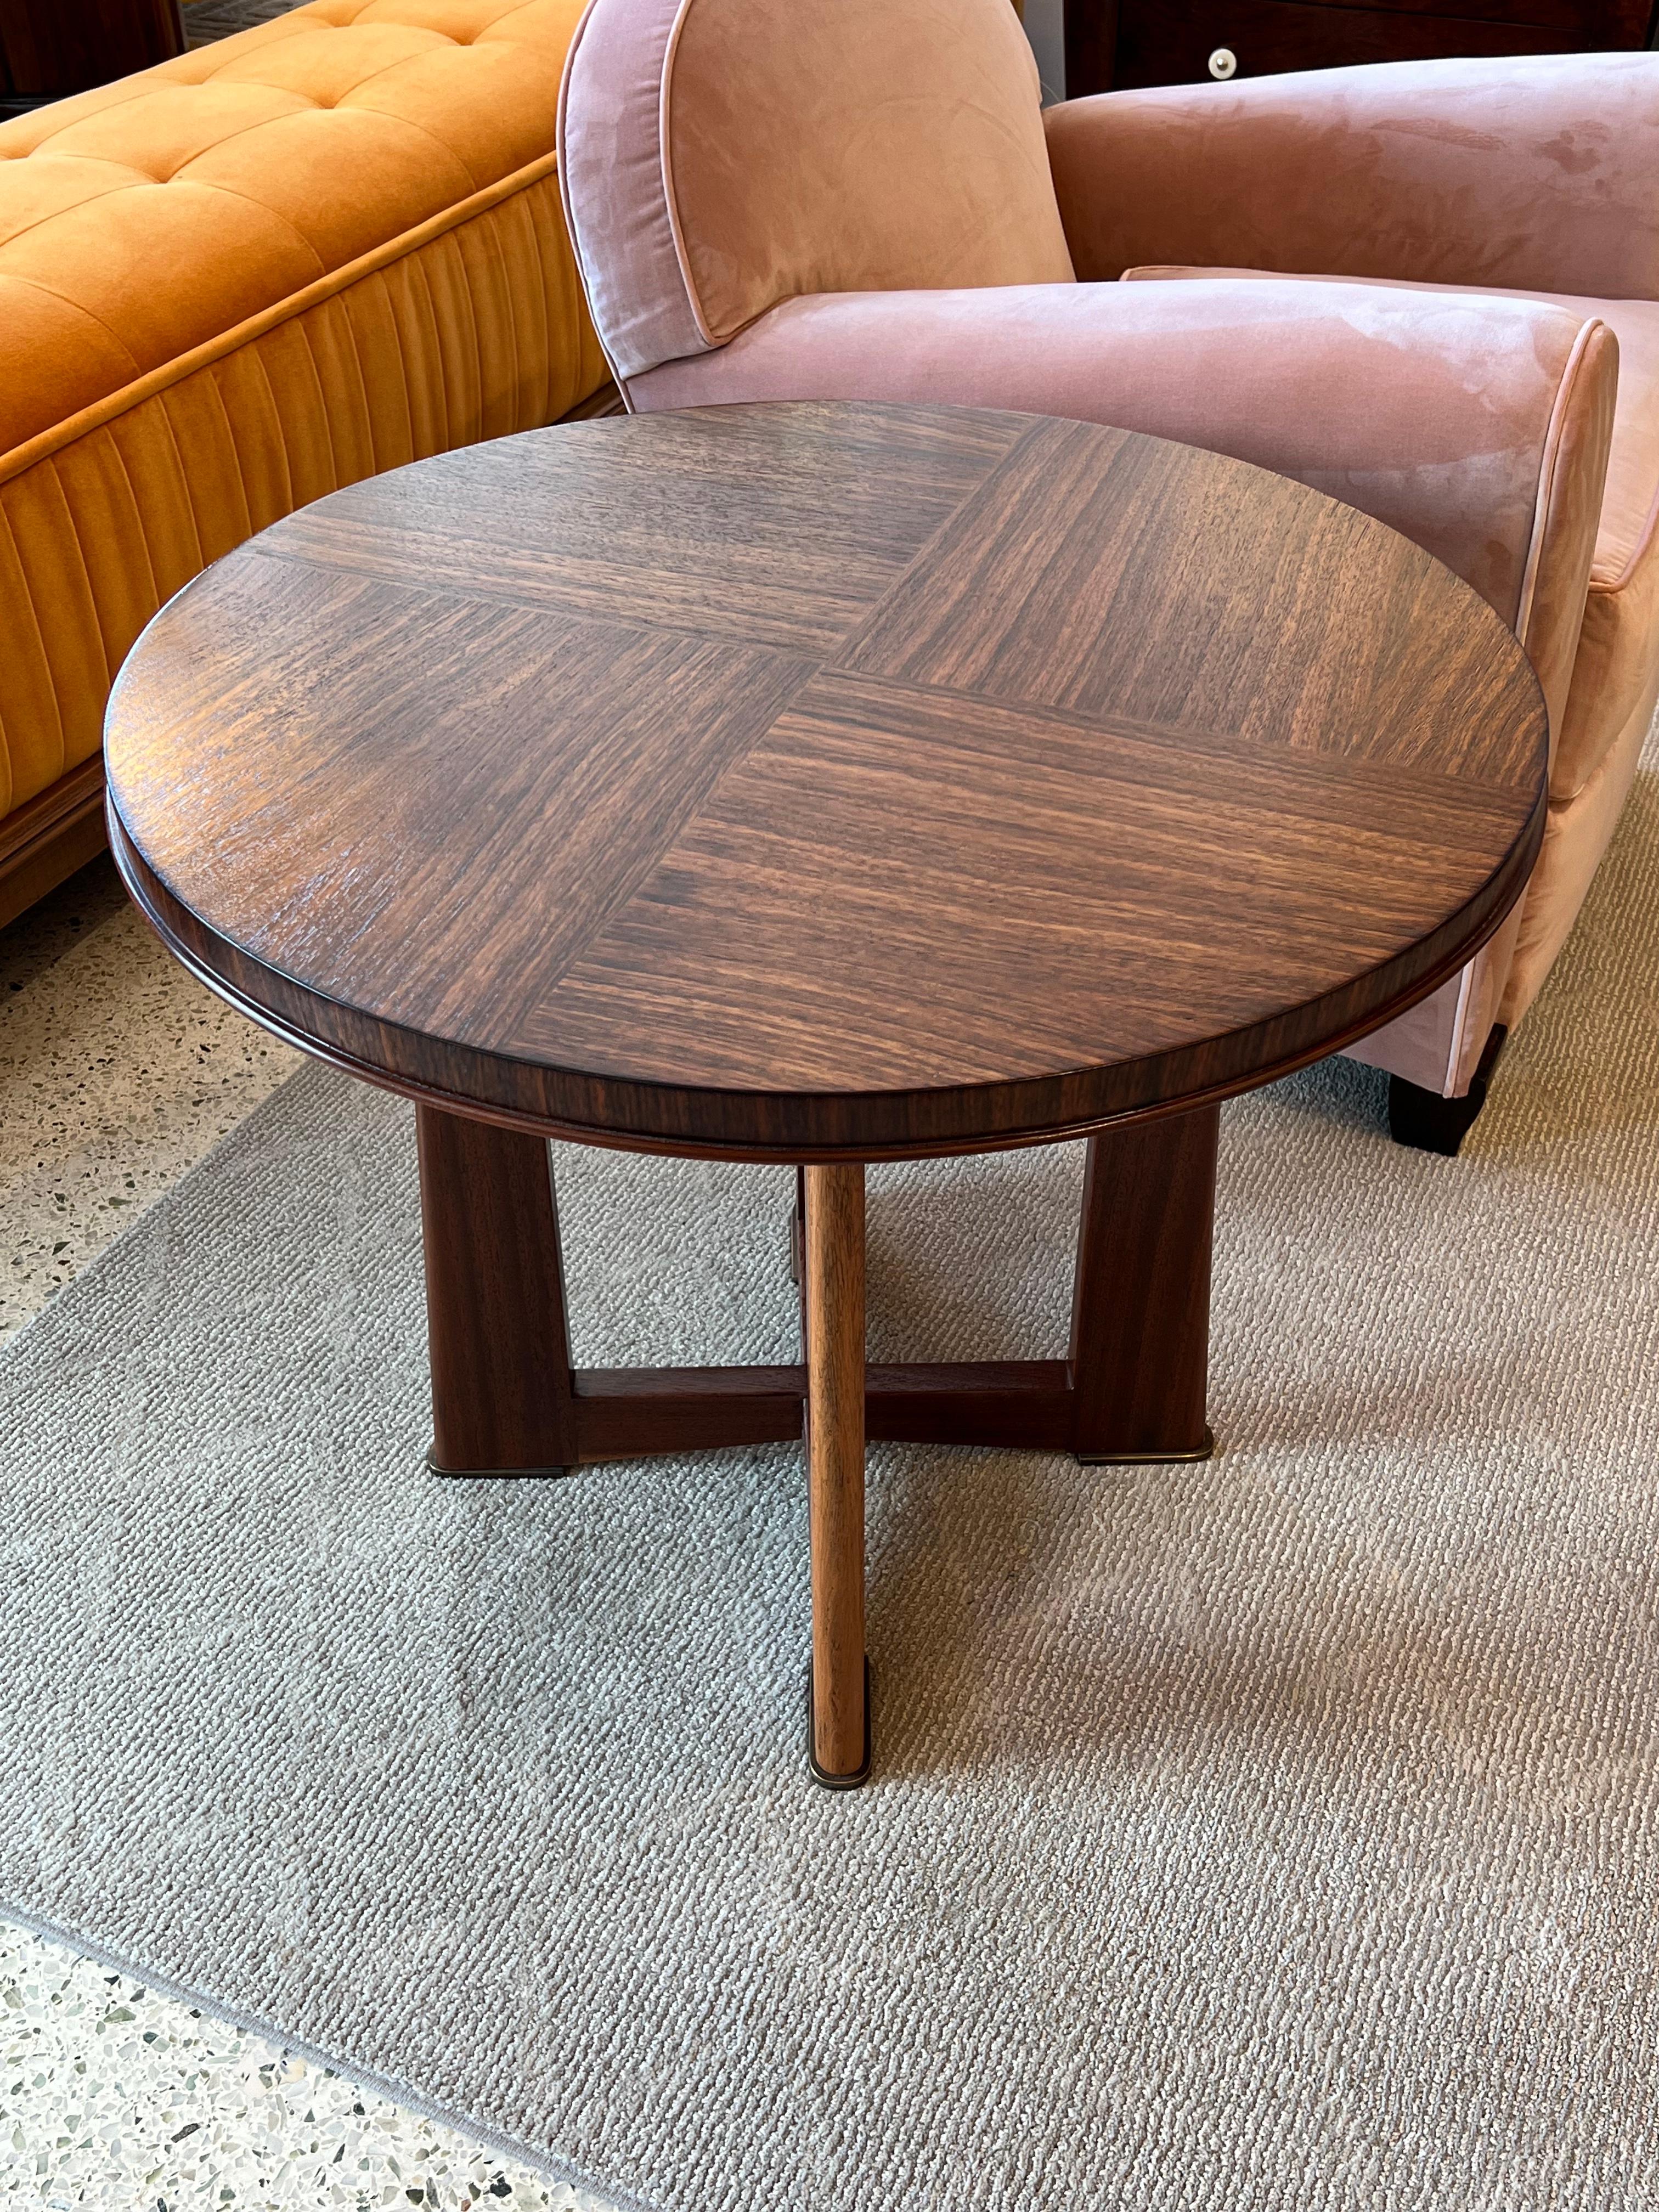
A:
1042,54,1659,301
630,280,1614,751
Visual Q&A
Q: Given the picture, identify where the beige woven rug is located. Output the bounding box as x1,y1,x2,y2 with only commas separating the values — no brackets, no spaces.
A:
1,735,1656,2210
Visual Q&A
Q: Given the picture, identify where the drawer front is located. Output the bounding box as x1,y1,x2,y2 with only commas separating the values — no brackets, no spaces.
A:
1350,0,1651,30
1114,0,1640,89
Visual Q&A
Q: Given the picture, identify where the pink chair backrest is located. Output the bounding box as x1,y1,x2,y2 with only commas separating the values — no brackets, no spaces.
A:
558,0,1075,384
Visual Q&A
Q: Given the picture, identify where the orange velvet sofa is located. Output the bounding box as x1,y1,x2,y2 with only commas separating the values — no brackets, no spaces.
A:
0,0,610,927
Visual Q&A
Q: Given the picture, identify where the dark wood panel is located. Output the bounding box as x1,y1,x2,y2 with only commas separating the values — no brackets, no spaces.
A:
110,753,1541,1163
413,1087,1220,1542
573,1365,805,1459
106,403,1547,1161
833,419,1533,774
410,1096,1217,1481
1070,1108,1217,1460
0,0,183,98
563,1361,1083,1459
865,1361,1077,1449
1111,0,1623,89
0,759,109,933
257,400,1023,658
534,673,1537,1092
1324,0,1651,28
123,557,817,1045
417,1105,578,1476
1065,0,1121,94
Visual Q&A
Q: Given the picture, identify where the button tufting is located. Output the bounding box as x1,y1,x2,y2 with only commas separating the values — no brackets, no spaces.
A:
0,0,592,449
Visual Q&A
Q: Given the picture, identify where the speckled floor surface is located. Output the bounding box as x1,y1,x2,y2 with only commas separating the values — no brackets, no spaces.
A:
0,861,297,1342
0,1924,595,2211
0,862,602,2211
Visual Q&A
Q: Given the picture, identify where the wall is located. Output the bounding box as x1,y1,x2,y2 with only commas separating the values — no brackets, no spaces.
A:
1022,0,1065,101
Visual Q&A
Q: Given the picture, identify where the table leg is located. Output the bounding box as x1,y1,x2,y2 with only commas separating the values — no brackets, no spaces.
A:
416,1103,578,1475
1069,1104,1218,1464
804,1161,870,1786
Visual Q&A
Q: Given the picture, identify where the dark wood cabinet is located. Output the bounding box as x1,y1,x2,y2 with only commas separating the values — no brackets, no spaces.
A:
1066,0,1657,96
0,0,185,110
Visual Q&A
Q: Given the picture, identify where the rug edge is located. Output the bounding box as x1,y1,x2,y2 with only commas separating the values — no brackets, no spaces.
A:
0,1900,666,2212
0,1058,327,1369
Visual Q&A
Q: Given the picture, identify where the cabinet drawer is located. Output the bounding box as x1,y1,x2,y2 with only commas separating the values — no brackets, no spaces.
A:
1301,0,1651,28
1114,0,1615,88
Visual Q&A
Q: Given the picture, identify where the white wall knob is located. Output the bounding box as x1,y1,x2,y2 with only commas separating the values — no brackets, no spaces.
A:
1207,46,1238,79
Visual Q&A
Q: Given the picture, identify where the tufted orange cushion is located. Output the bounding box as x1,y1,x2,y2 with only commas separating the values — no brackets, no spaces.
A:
0,0,588,459
0,0,608,827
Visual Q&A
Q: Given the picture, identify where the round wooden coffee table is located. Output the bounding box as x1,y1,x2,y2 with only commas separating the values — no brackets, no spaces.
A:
104,403,1545,1787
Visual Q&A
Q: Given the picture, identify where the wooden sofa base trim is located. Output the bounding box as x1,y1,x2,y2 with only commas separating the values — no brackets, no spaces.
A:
0,757,107,930
563,380,625,420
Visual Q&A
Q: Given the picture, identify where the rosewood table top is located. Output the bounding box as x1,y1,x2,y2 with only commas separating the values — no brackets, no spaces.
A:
103,400,1550,1787
104,400,1547,1164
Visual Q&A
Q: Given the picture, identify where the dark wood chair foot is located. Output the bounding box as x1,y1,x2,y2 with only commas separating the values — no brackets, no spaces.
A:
1387,1025,1506,1158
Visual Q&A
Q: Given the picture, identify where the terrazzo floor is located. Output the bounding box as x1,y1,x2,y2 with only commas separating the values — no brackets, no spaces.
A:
1,861,605,2210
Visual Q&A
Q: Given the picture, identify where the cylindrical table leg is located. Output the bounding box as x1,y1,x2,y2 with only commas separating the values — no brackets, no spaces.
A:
804,1161,869,1786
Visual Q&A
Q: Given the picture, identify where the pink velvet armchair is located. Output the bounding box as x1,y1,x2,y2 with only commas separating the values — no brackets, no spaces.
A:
557,1,1656,1152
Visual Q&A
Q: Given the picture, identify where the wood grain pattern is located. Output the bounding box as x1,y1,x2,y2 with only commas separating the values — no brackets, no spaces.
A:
413,1099,1205,1474
436,1349,1079,1462
1070,1108,1217,1461
805,1164,867,1779
417,1104,577,1476
106,402,1547,1163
